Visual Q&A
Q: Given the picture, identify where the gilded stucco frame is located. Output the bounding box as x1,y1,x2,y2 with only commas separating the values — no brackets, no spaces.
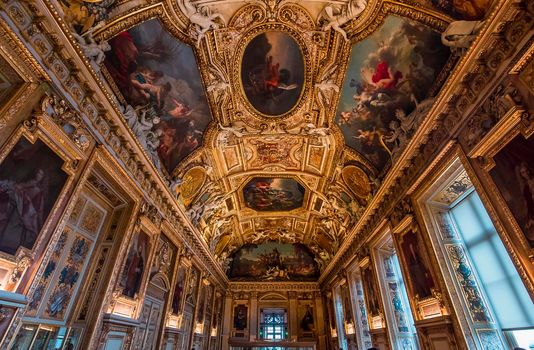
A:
0,17,47,137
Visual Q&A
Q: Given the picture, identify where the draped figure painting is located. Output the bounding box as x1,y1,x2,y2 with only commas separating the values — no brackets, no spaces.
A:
0,138,67,255
120,231,150,298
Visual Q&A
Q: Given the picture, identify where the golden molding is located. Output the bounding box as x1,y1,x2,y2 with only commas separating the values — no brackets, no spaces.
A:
228,281,321,292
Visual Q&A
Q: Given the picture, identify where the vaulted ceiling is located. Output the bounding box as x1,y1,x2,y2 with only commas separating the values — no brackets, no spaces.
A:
58,0,492,279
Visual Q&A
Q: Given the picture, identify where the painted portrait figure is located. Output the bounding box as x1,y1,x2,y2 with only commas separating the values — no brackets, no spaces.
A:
400,229,435,298
300,305,314,332
120,231,150,298
186,267,199,304
0,138,68,255
233,305,248,330
341,284,353,323
490,135,534,247
196,283,206,323
518,162,534,241
361,264,381,316
212,295,222,330
171,265,187,314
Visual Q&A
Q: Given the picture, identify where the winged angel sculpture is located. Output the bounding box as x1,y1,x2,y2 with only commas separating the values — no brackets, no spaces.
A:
177,0,225,45
319,0,368,41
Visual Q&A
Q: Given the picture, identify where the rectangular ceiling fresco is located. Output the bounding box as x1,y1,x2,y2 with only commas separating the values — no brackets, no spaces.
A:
335,16,450,173
104,19,212,176
243,177,305,211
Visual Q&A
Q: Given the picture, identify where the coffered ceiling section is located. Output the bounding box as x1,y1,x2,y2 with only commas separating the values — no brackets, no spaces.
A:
54,0,493,278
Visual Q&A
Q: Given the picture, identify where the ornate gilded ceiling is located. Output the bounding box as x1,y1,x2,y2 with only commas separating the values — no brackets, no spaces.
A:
55,0,493,278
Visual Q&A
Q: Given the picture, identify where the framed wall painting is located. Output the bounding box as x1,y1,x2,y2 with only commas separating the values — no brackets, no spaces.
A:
360,261,381,318
112,217,157,319
0,117,79,293
458,109,534,299
340,283,353,324
298,303,315,338
119,230,151,299
233,304,248,331
171,264,188,315
0,137,68,255
489,134,534,248
391,216,445,319
185,266,200,305
465,102,534,241
196,281,207,324
395,221,436,300
211,292,223,334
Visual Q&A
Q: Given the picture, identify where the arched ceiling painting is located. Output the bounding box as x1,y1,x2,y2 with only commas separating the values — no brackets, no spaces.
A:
57,0,494,280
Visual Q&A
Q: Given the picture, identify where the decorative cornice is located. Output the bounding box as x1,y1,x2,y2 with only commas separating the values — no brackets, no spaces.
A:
228,282,320,292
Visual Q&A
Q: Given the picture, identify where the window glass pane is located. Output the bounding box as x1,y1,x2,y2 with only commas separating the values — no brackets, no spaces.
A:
509,329,534,349
451,192,534,329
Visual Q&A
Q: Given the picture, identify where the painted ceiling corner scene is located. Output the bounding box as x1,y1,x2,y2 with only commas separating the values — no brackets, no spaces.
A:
335,15,451,172
102,19,213,176
53,0,497,280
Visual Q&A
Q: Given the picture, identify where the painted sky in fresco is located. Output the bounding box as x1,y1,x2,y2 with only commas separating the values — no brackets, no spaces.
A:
335,16,449,173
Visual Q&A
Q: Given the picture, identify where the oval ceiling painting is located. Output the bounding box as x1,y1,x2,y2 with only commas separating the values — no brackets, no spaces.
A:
241,31,305,116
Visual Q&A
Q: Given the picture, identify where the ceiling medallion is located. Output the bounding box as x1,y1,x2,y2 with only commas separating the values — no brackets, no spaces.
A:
237,26,308,120
341,165,371,199
179,166,207,206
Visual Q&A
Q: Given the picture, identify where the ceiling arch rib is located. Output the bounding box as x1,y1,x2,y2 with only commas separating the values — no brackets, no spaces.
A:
58,0,491,280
